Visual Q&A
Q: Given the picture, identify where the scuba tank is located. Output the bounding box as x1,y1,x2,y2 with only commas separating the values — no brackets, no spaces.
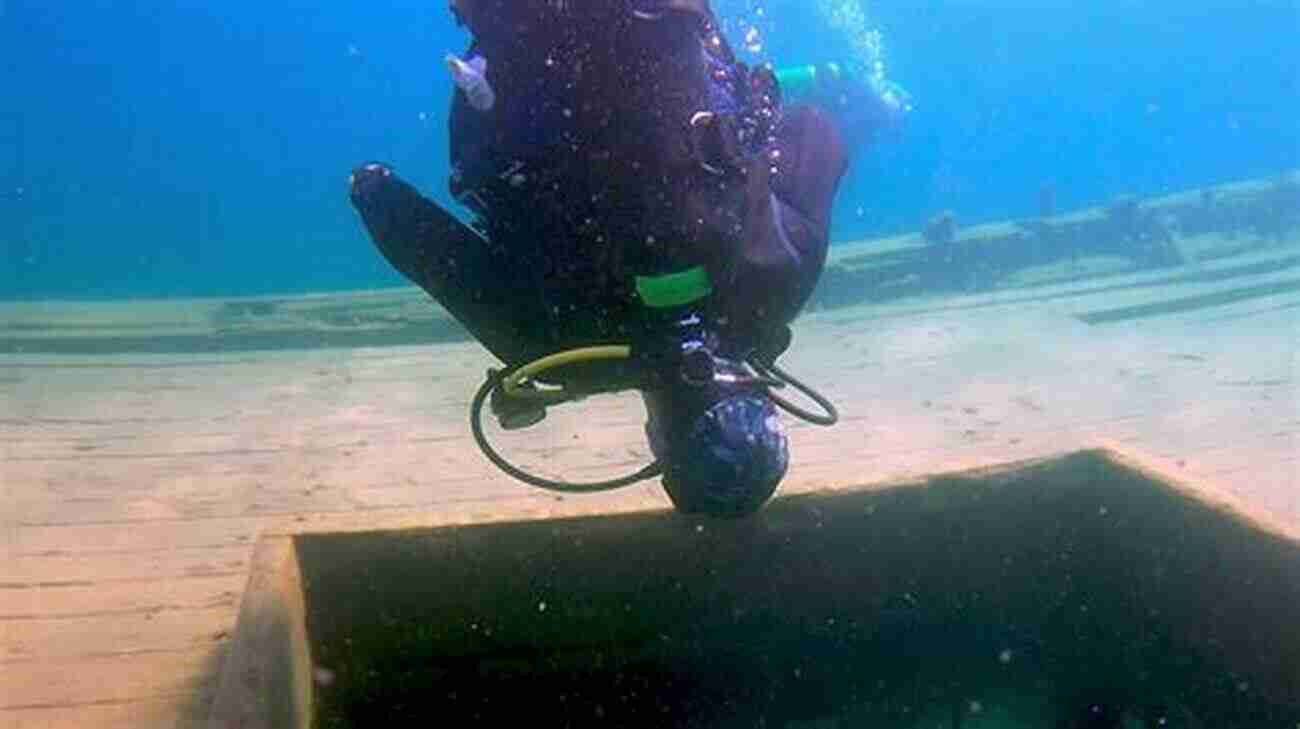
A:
775,62,845,99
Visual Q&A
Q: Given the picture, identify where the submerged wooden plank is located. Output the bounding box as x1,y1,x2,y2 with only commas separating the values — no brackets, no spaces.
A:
1079,278,1300,324
0,648,221,713
2,543,253,584
0,573,242,621
1,605,235,662
0,694,210,729
209,536,311,729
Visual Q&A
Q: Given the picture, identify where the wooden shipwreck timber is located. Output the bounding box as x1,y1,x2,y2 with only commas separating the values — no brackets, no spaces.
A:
3,172,1298,729
812,170,1300,309
0,170,1296,355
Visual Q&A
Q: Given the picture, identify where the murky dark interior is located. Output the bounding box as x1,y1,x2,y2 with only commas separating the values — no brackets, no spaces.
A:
298,454,1300,728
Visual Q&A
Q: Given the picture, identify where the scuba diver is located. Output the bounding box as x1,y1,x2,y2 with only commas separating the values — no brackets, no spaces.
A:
349,0,851,517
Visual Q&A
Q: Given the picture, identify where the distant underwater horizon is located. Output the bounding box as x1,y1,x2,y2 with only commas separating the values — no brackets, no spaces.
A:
1,0,1296,299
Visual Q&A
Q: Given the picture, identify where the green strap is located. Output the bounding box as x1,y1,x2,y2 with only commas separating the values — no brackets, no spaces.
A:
635,266,713,308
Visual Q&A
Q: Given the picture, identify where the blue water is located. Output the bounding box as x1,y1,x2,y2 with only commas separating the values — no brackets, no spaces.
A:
2,0,1296,299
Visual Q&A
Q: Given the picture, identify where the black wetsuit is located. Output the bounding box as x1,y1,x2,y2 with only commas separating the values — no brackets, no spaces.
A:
350,0,847,382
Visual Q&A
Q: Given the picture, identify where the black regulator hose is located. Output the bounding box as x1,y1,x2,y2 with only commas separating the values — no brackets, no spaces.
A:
749,358,839,426
469,371,663,493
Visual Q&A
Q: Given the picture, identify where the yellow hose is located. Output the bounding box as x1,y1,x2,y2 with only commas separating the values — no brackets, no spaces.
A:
502,345,632,402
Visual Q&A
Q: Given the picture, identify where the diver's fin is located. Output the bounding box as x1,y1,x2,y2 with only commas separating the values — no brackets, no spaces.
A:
349,163,538,366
